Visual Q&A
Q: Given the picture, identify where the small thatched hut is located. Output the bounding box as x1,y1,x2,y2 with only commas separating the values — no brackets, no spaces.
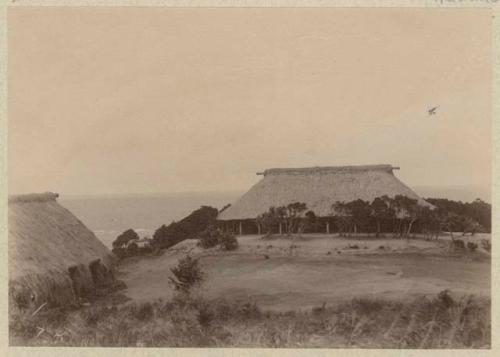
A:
218,164,430,234
9,192,117,309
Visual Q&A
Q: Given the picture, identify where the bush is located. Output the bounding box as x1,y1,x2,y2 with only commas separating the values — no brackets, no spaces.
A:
197,226,220,249
112,229,139,249
219,232,238,251
169,256,204,292
481,239,491,252
467,242,478,252
452,239,465,251
133,302,154,321
198,227,238,251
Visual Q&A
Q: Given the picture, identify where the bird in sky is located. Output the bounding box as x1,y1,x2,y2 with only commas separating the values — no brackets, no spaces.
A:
428,106,438,116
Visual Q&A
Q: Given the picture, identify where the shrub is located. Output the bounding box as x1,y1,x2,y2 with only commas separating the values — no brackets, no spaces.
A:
467,242,478,252
437,289,454,308
219,232,238,251
112,229,139,249
481,239,491,252
133,302,154,321
198,227,238,251
169,256,204,292
452,239,465,251
197,226,220,249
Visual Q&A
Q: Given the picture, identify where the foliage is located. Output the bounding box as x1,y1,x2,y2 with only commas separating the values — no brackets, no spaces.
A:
169,255,204,292
327,195,488,238
481,239,491,253
282,202,308,234
467,242,478,252
219,232,238,251
152,206,219,249
331,201,353,236
425,198,491,233
370,196,395,237
256,202,310,235
198,226,239,251
256,206,283,235
197,226,221,249
345,199,372,234
112,229,139,249
198,226,238,250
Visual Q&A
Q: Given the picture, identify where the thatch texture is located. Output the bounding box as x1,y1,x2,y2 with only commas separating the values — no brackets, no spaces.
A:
218,165,430,220
9,192,115,307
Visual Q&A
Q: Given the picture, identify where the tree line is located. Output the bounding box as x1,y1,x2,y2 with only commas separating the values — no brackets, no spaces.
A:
256,195,491,238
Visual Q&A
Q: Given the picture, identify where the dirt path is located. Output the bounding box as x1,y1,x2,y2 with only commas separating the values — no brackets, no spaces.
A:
116,235,490,310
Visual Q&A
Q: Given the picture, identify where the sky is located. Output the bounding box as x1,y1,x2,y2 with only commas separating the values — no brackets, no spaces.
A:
8,7,492,199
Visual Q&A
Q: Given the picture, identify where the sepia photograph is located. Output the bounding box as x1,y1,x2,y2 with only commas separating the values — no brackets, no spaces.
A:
6,5,493,349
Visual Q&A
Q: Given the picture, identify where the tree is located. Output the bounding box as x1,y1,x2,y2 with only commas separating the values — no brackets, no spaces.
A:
425,197,491,233
345,199,371,235
152,206,219,249
418,206,440,239
331,201,352,237
301,210,320,234
370,196,395,237
391,195,419,238
112,229,139,249
283,202,308,235
256,206,281,235
257,203,308,236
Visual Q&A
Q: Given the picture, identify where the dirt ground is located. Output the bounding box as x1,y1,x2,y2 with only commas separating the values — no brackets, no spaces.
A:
116,234,491,311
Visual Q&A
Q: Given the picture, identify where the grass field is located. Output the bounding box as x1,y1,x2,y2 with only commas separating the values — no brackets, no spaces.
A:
118,234,491,310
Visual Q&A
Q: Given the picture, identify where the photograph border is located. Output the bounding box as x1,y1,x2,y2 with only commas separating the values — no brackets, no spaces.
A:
0,1,498,356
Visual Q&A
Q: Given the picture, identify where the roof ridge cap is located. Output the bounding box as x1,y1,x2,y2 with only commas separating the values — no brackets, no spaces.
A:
260,165,397,176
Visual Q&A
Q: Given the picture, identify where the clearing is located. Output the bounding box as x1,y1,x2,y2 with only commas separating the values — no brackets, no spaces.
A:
117,234,490,311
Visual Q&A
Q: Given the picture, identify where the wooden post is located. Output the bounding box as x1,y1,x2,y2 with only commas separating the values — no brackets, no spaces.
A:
279,222,282,235
326,221,330,234
257,222,261,235
239,221,243,236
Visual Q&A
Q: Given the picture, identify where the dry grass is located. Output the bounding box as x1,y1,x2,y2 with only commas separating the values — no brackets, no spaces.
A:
10,290,490,348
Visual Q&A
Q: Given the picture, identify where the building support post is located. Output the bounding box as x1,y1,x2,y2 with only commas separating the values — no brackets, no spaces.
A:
239,221,243,236
279,222,282,235
326,221,330,234
257,222,261,235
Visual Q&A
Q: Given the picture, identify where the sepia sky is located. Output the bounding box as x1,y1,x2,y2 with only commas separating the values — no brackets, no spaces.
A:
8,7,491,198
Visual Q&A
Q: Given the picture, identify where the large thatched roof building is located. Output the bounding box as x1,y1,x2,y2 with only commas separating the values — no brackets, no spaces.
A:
218,164,430,234
9,192,116,308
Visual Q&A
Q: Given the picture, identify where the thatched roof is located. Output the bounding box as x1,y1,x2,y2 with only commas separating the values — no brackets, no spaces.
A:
218,165,430,220
9,192,114,307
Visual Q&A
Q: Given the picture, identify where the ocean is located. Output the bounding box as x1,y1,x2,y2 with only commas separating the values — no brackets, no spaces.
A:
60,185,489,248
61,191,241,248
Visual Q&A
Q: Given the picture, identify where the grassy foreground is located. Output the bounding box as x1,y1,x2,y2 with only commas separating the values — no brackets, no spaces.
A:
10,290,490,348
